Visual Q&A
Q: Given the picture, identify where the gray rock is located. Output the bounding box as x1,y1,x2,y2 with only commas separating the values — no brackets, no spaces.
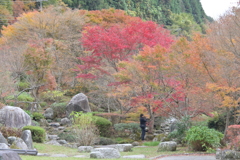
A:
49,123,60,128
0,106,31,128
0,143,9,149
132,141,139,146
58,140,67,145
60,118,71,126
21,130,33,149
0,150,22,160
0,133,8,145
78,146,94,152
37,153,50,156
12,137,28,150
66,93,91,117
63,143,78,149
44,108,54,119
7,137,16,145
157,141,177,152
48,135,59,140
115,144,133,152
122,154,146,158
91,148,121,159
45,140,61,146
90,151,104,159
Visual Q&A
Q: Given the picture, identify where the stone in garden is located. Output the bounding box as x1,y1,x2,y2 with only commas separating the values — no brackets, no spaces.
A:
0,106,31,128
21,130,33,149
91,148,121,159
90,151,104,159
7,136,16,145
49,123,60,128
11,137,28,150
66,93,91,117
115,144,133,152
60,118,71,126
157,141,177,152
44,108,54,119
216,149,240,159
48,135,59,140
45,139,61,146
58,140,68,145
132,141,139,146
0,143,9,149
0,150,22,160
0,133,8,145
78,146,94,152
122,155,146,158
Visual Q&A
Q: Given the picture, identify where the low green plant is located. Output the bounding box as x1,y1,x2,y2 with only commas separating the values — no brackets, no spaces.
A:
168,116,192,144
24,110,33,119
32,112,44,121
58,132,76,143
17,81,30,91
93,116,112,137
40,90,66,102
98,137,116,145
114,123,141,139
185,125,224,151
22,126,46,143
70,112,100,146
51,102,67,118
6,92,34,102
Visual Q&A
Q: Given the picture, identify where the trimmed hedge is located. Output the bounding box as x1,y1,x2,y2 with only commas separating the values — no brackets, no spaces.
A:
93,116,112,137
22,126,46,143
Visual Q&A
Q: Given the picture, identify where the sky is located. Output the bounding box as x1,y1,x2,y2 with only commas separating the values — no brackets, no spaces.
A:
200,0,239,19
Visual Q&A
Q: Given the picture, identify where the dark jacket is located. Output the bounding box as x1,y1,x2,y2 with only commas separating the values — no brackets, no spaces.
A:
140,116,147,128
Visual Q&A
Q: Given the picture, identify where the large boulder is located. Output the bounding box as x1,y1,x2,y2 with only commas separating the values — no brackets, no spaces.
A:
66,93,91,117
0,143,9,149
0,150,22,160
0,106,31,128
21,130,33,149
0,133,8,145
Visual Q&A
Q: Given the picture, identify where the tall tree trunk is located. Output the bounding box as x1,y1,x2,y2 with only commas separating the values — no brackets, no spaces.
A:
224,107,230,140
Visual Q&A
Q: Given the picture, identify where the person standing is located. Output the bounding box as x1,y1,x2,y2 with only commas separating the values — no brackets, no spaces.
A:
139,114,147,141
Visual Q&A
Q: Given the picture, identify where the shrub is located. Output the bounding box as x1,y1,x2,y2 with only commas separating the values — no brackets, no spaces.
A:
51,102,67,118
22,126,46,143
225,125,240,150
114,123,141,138
6,92,34,102
185,126,224,151
70,112,100,146
58,132,76,143
17,81,30,91
168,116,191,144
97,137,116,145
93,116,112,137
32,112,44,121
0,126,22,138
24,110,33,119
40,90,67,102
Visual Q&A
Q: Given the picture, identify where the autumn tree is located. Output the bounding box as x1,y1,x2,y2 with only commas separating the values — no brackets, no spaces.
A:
0,6,88,90
206,4,240,134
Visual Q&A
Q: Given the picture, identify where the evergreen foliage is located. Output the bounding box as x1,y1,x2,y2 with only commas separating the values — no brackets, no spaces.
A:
62,0,209,27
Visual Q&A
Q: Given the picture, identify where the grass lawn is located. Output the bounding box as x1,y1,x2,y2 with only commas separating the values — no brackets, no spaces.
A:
20,142,192,160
